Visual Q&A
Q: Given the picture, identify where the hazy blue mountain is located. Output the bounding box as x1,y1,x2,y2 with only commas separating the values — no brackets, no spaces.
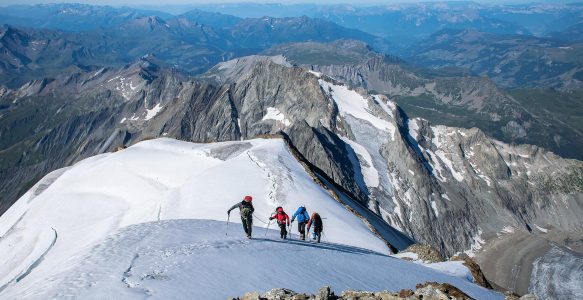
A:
261,39,401,65
407,29,583,89
481,3,583,36
228,16,389,52
550,22,583,42
192,3,319,18
192,2,582,54
177,9,242,28
0,13,390,87
0,25,128,88
0,3,172,31
311,3,530,51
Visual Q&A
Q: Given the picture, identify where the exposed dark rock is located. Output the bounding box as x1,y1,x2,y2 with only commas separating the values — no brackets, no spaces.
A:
232,283,477,300
449,253,492,289
402,244,445,263
415,282,471,299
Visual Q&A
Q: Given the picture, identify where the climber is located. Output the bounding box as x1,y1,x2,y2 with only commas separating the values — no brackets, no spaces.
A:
307,212,323,243
227,195,255,239
269,206,290,239
290,205,310,240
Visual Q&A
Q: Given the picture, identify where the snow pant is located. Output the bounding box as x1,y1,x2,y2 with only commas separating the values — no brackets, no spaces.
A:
312,226,322,243
278,223,287,239
241,215,252,237
298,222,307,240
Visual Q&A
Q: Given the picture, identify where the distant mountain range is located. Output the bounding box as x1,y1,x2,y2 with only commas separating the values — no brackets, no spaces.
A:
550,21,583,43
0,3,172,31
192,2,583,46
2,3,582,90
406,28,583,89
0,21,384,88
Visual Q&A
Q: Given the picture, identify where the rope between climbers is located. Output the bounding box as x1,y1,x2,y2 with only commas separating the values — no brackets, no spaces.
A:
253,213,271,225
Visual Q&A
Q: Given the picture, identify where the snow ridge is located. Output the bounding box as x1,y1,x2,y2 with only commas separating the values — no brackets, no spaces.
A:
16,220,502,299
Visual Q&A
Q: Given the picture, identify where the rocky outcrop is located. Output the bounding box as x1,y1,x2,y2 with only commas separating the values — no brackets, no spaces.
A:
232,284,541,300
449,254,492,289
231,283,474,300
401,244,445,263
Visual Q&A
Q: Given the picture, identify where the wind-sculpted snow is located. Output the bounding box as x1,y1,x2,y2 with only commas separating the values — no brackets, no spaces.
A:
0,138,394,296
8,219,502,299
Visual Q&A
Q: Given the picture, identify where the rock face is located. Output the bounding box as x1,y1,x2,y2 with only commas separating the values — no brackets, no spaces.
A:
308,56,583,161
1,55,581,298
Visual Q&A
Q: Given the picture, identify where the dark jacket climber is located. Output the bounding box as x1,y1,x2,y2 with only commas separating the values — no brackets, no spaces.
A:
228,195,254,238
307,212,323,243
269,207,290,239
291,206,310,240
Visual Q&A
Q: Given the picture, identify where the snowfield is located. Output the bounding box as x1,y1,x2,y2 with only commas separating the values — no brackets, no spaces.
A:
5,219,501,299
0,138,502,299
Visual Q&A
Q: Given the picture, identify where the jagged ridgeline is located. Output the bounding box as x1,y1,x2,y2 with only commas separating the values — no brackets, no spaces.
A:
1,55,582,297
264,40,583,162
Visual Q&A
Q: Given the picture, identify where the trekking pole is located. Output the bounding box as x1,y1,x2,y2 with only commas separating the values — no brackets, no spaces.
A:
322,231,329,243
226,214,230,236
264,219,271,237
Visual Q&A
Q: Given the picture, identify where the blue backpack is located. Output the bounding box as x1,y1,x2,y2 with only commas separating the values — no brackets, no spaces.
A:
295,206,310,223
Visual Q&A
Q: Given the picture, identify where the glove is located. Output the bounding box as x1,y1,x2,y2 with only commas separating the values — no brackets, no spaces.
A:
291,219,294,223
269,217,273,220
227,210,230,216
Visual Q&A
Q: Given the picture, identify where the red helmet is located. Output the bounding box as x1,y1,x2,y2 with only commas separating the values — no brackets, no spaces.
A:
277,207,283,213
244,195,252,202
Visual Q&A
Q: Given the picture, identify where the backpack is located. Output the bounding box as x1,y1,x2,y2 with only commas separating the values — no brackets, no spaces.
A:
313,214,322,228
302,210,310,222
240,201,254,218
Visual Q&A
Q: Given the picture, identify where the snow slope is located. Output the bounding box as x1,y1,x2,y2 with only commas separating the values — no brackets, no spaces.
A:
0,138,388,295
7,219,501,299
0,138,502,299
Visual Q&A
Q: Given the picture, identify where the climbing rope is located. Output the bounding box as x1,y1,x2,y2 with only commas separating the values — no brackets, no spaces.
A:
253,213,271,225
